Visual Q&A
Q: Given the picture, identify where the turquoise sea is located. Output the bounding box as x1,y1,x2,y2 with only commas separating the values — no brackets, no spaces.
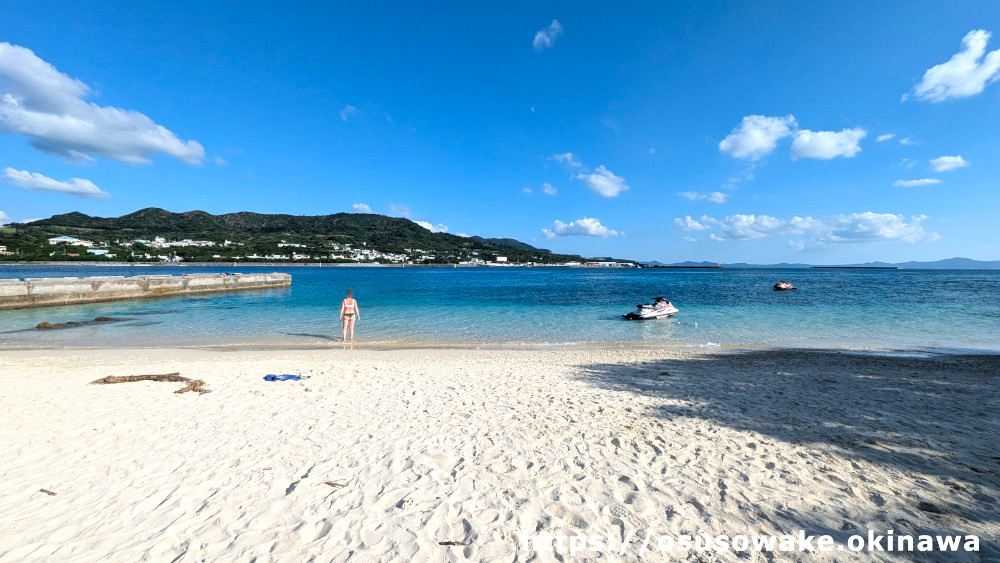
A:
1,265,999,351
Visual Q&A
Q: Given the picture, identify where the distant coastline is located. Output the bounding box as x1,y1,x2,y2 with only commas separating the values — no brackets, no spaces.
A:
810,266,901,270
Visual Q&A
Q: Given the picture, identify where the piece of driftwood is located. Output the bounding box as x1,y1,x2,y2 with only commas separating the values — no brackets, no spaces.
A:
325,481,345,488
39,489,57,496
174,380,211,394
89,373,211,394
90,373,186,384
439,541,468,546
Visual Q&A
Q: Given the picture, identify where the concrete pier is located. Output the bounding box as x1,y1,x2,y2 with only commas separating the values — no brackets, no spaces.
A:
0,273,291,310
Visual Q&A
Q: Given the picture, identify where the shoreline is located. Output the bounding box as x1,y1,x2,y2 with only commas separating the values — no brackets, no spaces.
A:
1,346,997,560
2,337,999,355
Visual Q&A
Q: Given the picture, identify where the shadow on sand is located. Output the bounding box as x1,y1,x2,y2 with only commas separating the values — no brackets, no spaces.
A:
575,349,1000,553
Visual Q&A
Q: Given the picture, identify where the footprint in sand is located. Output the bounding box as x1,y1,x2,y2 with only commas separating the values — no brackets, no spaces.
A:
548,503,590,530
314,520,333,541
486,462,515,474
507,470,570,492
686,497,706,515
609,504,646,530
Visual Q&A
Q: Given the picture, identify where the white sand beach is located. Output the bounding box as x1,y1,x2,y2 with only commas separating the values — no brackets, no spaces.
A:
1,346,997,561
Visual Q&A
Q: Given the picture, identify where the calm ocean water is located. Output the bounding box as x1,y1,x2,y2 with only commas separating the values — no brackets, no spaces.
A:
1,265,999,351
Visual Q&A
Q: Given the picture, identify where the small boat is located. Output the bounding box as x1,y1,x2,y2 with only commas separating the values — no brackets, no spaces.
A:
623,297,679,320
773,281,797,291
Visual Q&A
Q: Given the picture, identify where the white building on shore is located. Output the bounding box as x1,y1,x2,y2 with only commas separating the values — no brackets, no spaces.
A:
150,237,216,249
584,261,635,268
48,236,94,247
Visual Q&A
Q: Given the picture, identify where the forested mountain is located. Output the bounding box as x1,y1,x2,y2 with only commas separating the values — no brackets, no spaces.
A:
0,208,584,264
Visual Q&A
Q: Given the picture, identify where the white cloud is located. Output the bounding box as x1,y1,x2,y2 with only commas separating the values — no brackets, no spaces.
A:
908,29,1000,102
721,174,746,190
389,203,412,217
455,232,469,238
213,156,228,165
574,165,628,197
542,217,620,238
894,178,942,187
2,167,109,199
549,153,628,198
678,191,728,203
791,128,866,160
351,202,372,213
900,158,917,168
876,133,896,142
714,214,789,239
415,220,448,233
0,210,8,225
674,215,711,231
682,236,698,242
718,115,797,160
824,212,937,243
684,212,937,244
522,187,533,194
18,217,41,223
899,136,917,146
532,20,563,51
929,155,969,172
549,152,582,168
0,42,204,164
340,105,358,122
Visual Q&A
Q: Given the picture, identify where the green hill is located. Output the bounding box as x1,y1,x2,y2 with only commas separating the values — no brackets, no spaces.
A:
1,208,584,264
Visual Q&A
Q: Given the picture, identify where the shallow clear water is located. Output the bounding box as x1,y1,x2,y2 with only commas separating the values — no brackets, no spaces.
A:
1,265,999,351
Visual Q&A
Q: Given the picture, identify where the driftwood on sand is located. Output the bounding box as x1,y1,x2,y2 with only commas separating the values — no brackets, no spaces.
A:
174,380,210,394
89,373,212,394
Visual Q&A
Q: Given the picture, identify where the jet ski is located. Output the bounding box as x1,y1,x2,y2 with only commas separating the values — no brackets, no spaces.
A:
623,297,678,320
773,281,797,291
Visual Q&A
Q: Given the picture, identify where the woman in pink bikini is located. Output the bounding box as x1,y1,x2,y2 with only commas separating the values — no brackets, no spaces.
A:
339,289,361,341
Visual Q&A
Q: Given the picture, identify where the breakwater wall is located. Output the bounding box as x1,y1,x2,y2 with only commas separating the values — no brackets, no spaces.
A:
0,273,291,310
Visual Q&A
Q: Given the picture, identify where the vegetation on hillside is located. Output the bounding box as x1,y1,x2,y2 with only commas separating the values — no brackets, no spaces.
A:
0,208,585,264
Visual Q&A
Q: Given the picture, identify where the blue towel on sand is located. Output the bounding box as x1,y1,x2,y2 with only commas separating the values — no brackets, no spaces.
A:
264,374,311,381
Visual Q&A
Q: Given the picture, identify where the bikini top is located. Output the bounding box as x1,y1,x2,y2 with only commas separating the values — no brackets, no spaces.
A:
343,298,356,310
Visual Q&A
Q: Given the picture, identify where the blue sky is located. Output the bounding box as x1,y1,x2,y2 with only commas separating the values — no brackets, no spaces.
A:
1,1,998,263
